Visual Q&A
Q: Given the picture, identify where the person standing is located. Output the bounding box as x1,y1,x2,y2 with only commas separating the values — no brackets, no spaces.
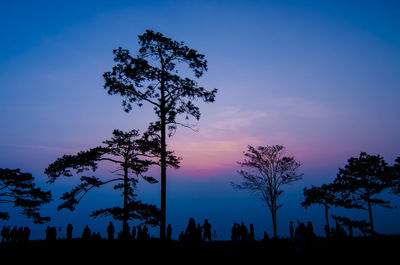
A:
107,222,115,240
167,224,172,240
67,224,73,240
249,224,255,242
202,219,212,242
290,221,294,240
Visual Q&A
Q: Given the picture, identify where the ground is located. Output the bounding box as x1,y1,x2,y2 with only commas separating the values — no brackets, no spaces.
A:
0,235,398,262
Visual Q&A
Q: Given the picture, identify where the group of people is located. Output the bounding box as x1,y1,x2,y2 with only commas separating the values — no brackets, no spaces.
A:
3,219,343,245
54,222,152,241
106,222,150,241
290,221,316,253
231,222,255,243
1,226,31,243
178,218,214,245
325,222,348,239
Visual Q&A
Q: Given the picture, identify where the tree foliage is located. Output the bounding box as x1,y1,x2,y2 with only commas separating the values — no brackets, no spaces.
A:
302,184,337,233
331,215,370,237
233,145,302,238
334,152,394,234
45,129,178,231
103,30,217,131
0,168,51,224
388,157,400,194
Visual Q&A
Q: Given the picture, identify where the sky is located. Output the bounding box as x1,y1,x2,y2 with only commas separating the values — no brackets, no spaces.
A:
1,0,400,240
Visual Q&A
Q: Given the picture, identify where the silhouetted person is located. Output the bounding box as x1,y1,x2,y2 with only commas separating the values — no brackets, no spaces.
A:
179,231,184,247
263,231,269,241
142,225,149,240
46,226,56,241
122,223,131,240
17,227,24,242
67,224,73,240
45,226,50,241
1,226,10,242
82,225,91,240
137,226,143,240
91,231,101,240
231,222,240,242
185,218,196,239
51,226,57,241
185,218,198,246
240,222,248,242
196,223,202,242
324,224,330,238
202,219,212,242
167,224,172,240
249,224,255,242
23,227,30,242
307,221,315,239
348,223,353,238
334,222,346,238
107,222,115,240
131,226,136,240
10,226,17,243
290,221,294,240
294,222,307,253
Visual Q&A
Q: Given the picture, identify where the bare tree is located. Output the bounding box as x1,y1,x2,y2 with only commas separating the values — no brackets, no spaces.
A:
232,145,302,238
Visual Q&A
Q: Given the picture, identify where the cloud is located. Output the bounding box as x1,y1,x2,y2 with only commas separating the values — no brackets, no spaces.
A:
169,107,268,177
210,107,268,130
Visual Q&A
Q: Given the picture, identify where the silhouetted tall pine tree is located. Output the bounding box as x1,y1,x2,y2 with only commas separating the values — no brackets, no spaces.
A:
103,30,217,238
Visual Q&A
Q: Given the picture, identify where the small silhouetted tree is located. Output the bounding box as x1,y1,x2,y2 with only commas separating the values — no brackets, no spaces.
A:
45,129,179,235
388,157,400,194
232,145,302,238
0,168,51,224
334,152,394,235
103,30,217,238
331,215,370,237
302,184,336,237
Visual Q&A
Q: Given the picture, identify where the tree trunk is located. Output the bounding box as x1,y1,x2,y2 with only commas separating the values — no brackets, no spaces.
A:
160,115,166,240
123,165,129,238
271,199,278,239
272,211,277,239
368,200,375,235
324,204,330,238
160,65,167,240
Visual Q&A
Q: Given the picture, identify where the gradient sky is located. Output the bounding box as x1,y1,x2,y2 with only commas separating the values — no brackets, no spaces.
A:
1,0,400,240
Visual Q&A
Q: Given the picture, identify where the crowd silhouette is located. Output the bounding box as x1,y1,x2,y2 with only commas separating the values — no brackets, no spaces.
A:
231,222,256,243
0,216,396,258
0,218,358,245
1,226,31,243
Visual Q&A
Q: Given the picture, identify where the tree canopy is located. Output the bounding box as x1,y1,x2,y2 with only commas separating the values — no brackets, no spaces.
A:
0,168,51,224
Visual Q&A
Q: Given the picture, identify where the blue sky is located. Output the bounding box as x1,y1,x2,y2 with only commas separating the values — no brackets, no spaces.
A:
1,0,400,240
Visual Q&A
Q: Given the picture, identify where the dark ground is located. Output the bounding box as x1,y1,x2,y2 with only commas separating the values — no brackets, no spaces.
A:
1,235,399,262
